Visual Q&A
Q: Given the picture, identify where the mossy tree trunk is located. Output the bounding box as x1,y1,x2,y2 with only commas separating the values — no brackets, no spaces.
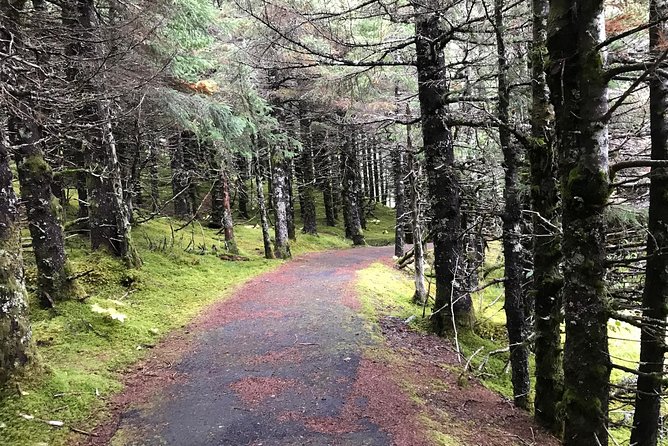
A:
272,152,292,259
630,0,668,443
0,0,32,387
220,165,238,255
11,111,81,305
414,0,470,331
253,145,274,259
4,0,80,306
495,0,529,409
547,0,611,443
211,150,238,254
530,0,563,432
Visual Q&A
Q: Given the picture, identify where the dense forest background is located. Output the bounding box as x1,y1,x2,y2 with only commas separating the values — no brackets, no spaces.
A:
1,0,667,444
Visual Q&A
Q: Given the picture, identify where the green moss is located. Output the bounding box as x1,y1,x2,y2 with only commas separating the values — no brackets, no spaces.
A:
21,155,51,176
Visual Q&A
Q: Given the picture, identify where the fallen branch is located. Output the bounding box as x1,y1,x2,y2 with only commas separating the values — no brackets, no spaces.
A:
67,269,94,282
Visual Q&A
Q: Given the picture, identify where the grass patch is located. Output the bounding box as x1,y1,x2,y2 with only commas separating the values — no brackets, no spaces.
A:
1,194,395,445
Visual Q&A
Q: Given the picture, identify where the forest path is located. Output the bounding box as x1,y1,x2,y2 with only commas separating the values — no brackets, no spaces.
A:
100,246,415,446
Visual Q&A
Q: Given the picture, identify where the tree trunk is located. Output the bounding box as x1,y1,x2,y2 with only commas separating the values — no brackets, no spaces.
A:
630,1,668,444
372,143,381,204
170,132,192,218
342,131,365,246
393,142,406,257
272,154,292,259
11,113,81,305
219,166,238,255
530,0,563,432
0,2,32,386
547,0,611,444
4,3,80,305
71,0,140,267
254,147,274,259
148,143,160,213
236,155,250,220
407,131,427,304
299,116,318,235
495,0,529,410
286,158,296,241
355,132,367,231
414,1,470,331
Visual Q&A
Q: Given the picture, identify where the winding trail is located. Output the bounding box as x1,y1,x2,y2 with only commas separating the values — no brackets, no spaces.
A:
107,246,404,446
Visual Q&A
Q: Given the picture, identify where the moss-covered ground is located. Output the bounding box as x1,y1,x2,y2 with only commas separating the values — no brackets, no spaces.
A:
0,197,395,445
355,243,656,446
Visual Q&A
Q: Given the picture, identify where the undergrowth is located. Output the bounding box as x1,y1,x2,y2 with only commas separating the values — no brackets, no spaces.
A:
355,244,655,446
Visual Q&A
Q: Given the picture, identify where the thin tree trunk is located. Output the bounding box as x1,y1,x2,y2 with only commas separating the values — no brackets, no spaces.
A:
407,122,427,304
272,153,291,259
170,132,192,218
148,143,160,213
254,149,273,259
372,142,381,204
299,114,318,235
237,155,250,220
219,165,238,255
286,158,296,241
414,0,470,331
630,1,668,444
393,142,406,258
495,0,529,409
342,130,365,246
530,0,563,432
547,0,611,444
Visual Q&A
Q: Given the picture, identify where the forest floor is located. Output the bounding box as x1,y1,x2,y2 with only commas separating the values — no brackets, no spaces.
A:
86,246,558,446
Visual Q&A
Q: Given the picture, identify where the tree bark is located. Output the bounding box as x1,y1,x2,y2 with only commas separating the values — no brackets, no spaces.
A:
254,147,273,259
0,1,32,386
170,132,192,218
407,129,427,304
342,130,365,246
414,0,470,331
11,113,81,305
547,0,611,444
272,153,292,259
299,115,318,235
69,0,140,267
393,142,406,257
530,0,563,432
495,0,529,410
4,1,80,305
236,155,250,220
286,158,296,241
630,1,668,444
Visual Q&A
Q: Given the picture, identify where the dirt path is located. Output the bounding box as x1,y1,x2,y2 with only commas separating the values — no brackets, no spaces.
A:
102,246,405,446
92,246,558,446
